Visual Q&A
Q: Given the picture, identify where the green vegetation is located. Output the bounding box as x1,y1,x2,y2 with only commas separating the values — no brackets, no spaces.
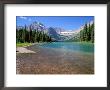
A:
16,25,52,45
16,42,32,47
72,22,94,43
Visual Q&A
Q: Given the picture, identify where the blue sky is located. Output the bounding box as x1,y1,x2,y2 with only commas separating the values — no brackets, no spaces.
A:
16,16,94,30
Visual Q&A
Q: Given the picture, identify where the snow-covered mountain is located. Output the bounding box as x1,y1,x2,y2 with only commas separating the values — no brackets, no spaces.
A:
48,27,61,41
53,27,65,34
16,20,94,41
29,22,46,31
17,21,49,34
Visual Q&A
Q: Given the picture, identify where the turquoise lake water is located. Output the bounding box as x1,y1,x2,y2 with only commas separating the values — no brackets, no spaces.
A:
17,42,94,74
38,42,94,54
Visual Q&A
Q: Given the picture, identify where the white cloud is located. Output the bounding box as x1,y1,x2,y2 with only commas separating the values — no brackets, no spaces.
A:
19,16,27,20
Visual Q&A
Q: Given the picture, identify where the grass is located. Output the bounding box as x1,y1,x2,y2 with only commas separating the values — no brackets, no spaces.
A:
16,42,32,47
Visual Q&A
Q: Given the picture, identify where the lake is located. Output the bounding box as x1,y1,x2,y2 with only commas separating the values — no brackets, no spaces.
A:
38,42,94,54
17,42,94,74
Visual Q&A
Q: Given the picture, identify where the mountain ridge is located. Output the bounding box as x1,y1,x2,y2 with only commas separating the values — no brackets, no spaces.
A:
16,20,94,41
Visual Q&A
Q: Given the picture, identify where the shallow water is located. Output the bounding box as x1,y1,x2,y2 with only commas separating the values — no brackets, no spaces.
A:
16,42,94,74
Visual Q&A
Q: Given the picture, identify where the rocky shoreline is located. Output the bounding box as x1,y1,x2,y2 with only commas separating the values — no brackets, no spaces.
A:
16,44,94,74
16,47,36,53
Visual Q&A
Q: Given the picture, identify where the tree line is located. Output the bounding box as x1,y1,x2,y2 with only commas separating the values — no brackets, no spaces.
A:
73,22,94,43
16,25,52,43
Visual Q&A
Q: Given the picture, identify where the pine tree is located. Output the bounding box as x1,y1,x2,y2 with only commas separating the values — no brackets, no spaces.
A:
16,29,19,43
88,23,91,41
29,25,32,43
78,22,94,43
16,25,52,43
91,23,94,43
24,25,26,42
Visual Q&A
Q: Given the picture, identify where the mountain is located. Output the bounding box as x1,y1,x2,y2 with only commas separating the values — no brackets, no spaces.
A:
29,22,46,31
53,27,65,34
16,20,94,41
16,22,82,41
16,22,61,41
17,22,48,32
67,20,94,41
48,27,61,41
